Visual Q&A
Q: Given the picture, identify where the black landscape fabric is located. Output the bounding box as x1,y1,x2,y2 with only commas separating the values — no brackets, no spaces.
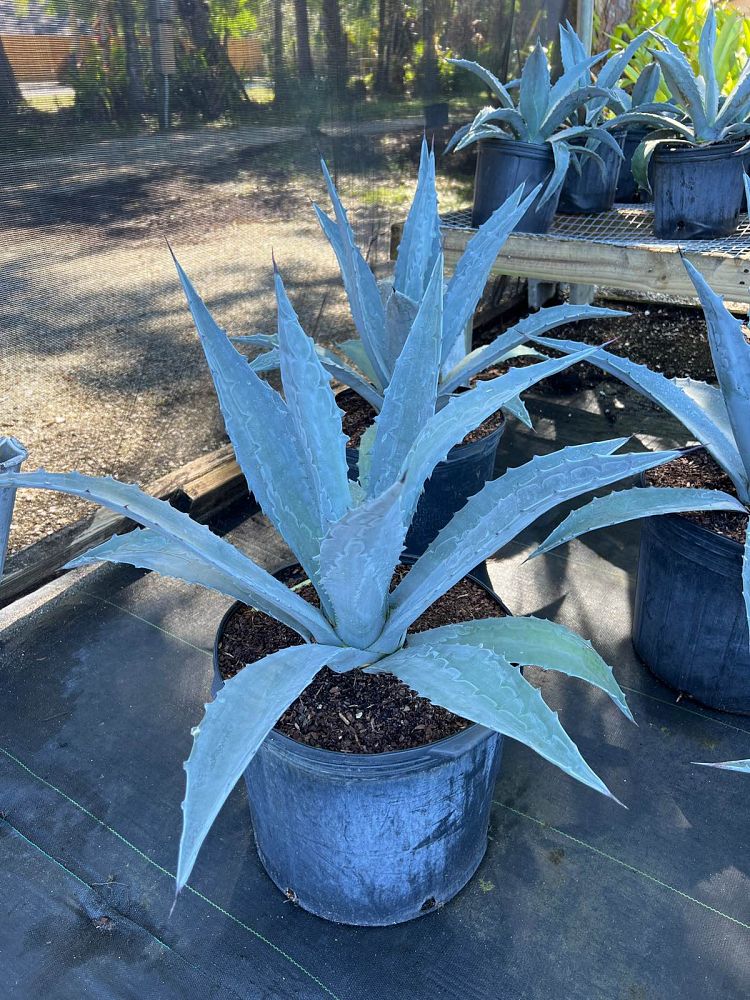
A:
1,475,749,999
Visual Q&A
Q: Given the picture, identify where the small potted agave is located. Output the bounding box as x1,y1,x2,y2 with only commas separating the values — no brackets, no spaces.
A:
1,242,739,925
610,6,750,238
236,142,620,552
445,41,624,230
555,21,649,214
525,249,750,714
612,62,665,203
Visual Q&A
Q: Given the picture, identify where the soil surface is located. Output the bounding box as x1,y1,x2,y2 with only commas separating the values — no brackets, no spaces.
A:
217,563,506,753
338,386,505,449
644,450,749,542
475,301,718,396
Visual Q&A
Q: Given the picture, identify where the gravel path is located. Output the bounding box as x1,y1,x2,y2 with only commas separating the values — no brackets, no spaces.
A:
2,121,466,555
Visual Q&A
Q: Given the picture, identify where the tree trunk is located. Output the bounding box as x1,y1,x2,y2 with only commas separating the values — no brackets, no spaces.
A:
174,0,247,115
594,0,633,49
0,33,22,117
421,0,438,100
117,0,146,115
272,0,289,104
292,0,314,80
320,0,348,96
375,0,387,93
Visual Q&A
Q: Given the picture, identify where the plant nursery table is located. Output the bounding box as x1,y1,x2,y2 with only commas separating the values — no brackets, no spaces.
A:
391,205,750,303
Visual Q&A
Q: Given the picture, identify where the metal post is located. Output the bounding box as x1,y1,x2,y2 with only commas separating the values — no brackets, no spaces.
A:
163,73,170,130
577,0,595,55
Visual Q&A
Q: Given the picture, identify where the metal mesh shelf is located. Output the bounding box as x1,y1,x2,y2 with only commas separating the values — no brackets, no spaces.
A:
441,206,750,258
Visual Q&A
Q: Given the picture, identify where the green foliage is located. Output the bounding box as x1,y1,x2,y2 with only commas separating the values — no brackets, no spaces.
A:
210,0,258,41
611,0,750,98
60,39,132,123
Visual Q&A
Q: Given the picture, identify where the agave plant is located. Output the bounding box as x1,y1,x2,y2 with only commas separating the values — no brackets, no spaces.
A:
2,244,744,898
697,758,750,773
522,253,750,643
611,0,750,99
558,21,654,126
235,140,623,417
445,42,627,207
608,6,750,189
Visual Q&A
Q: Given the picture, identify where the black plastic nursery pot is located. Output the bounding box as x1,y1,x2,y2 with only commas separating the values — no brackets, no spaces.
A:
558,133,625,215
347,415,505,557
651,140,745,239
613,126,652,203
633,513,750,714
471,137,559,232
212,566,509,926
424,101,450,129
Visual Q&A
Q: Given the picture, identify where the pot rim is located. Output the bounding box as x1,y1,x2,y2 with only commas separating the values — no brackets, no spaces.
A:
653,138,747,163
213,559,512,768
637,472,746,555
476,135,552,159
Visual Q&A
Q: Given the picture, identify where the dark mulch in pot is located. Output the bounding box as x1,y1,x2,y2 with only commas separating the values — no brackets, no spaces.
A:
338,387,505,449
644,450,749,543
217,564,506,754
474,302,719,393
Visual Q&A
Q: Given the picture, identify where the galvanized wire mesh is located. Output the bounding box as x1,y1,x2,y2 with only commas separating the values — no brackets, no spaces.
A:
441,206,750,257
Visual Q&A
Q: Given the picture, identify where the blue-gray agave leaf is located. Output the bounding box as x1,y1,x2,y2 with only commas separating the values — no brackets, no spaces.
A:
532,486,746,558
393,138,441,304
541,141,570,207
177,643,371,894
368,256,443,497
380,440,687,648
274,266,351,528
337,336,382,386
597,30,651,93
547,50,608,112
445,57,515,108
530,333,747,494
314,163,389,388
397,344,611,525
249,349,280,373
383,288,420,374
315,346,385,411
439,303,624,396
630,61,661,108
172,254,326,588
648,40,713,138
408,616,632,720
318,480,408,649
441,183,536,367
370,643,617,801
67,528,258,607
696,759,750,773
682,257,750,492
672,377,735,440
715,55,750,129
502,393,534,427
698,4,719,120
519,41,551,139
0,470,336,643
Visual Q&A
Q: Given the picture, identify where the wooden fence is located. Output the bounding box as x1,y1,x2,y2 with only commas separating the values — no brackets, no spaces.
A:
2,33,265,84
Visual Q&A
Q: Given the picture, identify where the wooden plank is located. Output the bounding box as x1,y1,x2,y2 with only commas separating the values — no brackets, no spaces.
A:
391,220,750,302
0,444,248,609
